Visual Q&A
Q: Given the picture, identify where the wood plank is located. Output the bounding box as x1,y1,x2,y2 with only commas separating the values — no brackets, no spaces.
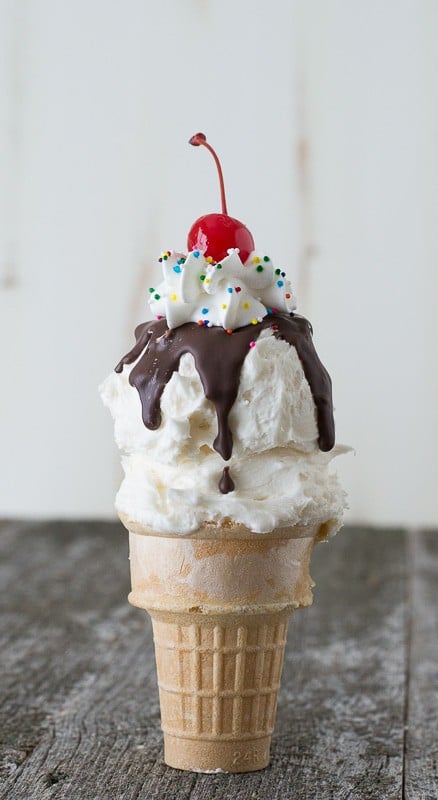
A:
273,526,406,800
404,530,438,800
0,523,408,799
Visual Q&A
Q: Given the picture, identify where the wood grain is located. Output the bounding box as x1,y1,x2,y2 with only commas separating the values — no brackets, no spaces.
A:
404,530,438,800
0,522,435,799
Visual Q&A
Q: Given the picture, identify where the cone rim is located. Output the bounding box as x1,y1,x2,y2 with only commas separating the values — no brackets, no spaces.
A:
119,512,334,542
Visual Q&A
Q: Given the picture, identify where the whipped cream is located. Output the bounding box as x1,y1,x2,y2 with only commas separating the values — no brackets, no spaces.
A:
148,248,296,330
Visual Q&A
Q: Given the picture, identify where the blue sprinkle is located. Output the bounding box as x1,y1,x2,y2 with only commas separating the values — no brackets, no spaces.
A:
158,258,162,263
173,265,182,273
267,307,273,314
193,251,200,258
203,319,209,326
227,287,233,293
277,280,284,288
281,271,286,277
202,308,209,315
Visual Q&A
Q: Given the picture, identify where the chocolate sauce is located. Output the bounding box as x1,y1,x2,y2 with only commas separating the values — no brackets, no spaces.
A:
115,313,335,461
219,466,235,494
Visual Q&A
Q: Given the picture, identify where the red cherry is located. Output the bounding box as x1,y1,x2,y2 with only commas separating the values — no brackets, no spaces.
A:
188,213,254,264
188,133,255,264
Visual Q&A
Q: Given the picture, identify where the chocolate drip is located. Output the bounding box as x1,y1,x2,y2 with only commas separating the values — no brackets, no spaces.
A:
219,466,235,494
115,313,335,458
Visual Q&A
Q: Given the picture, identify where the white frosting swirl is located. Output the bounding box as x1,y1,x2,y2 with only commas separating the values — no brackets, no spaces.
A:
148,248,296,330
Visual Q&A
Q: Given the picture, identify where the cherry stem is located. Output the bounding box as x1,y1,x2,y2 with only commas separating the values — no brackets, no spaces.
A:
189,133,228,215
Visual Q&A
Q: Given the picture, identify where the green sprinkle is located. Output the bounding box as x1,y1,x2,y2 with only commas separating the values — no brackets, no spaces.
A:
154,293,160,300
256,265,264,272
148,287,154,293
263,255,270,262
200,274,206,281
163,255,168,260
216,263,222,269
275,268,281,275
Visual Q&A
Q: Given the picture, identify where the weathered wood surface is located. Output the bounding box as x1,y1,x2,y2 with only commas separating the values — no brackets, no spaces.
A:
404,531,438,800
0,522,436,800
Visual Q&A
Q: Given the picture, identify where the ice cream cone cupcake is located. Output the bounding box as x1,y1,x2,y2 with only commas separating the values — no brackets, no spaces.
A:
100,134,347,772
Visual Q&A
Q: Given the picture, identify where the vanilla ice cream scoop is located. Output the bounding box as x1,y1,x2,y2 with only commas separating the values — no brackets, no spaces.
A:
100,305,346,534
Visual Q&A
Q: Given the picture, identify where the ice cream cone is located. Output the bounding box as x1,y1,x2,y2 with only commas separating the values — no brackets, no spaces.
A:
120,513,334,772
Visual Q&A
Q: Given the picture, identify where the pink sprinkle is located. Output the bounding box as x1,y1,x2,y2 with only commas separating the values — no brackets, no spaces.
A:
249,341,256,348
156,315,163,320
272,307,278,314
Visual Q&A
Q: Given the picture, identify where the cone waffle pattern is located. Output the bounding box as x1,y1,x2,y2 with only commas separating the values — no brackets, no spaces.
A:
152,615,288,741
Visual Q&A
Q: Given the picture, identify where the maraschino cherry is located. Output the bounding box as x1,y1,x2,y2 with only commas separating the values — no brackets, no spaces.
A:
187,133,255,264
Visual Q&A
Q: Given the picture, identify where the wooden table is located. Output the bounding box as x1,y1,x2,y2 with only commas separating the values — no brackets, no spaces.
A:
1,522,437,800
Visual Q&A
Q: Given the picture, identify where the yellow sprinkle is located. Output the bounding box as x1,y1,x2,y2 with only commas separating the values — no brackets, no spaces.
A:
170,293,177,301
251,318,258,325
206,256,213,263
221,303,227,309
243,302,250,309
253,256,260,264
205,278,211,284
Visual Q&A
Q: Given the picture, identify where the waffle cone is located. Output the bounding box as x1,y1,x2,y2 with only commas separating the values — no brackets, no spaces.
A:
119,513,334,772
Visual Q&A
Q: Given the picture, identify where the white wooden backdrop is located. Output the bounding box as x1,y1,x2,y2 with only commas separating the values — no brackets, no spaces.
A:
1,0,437,526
